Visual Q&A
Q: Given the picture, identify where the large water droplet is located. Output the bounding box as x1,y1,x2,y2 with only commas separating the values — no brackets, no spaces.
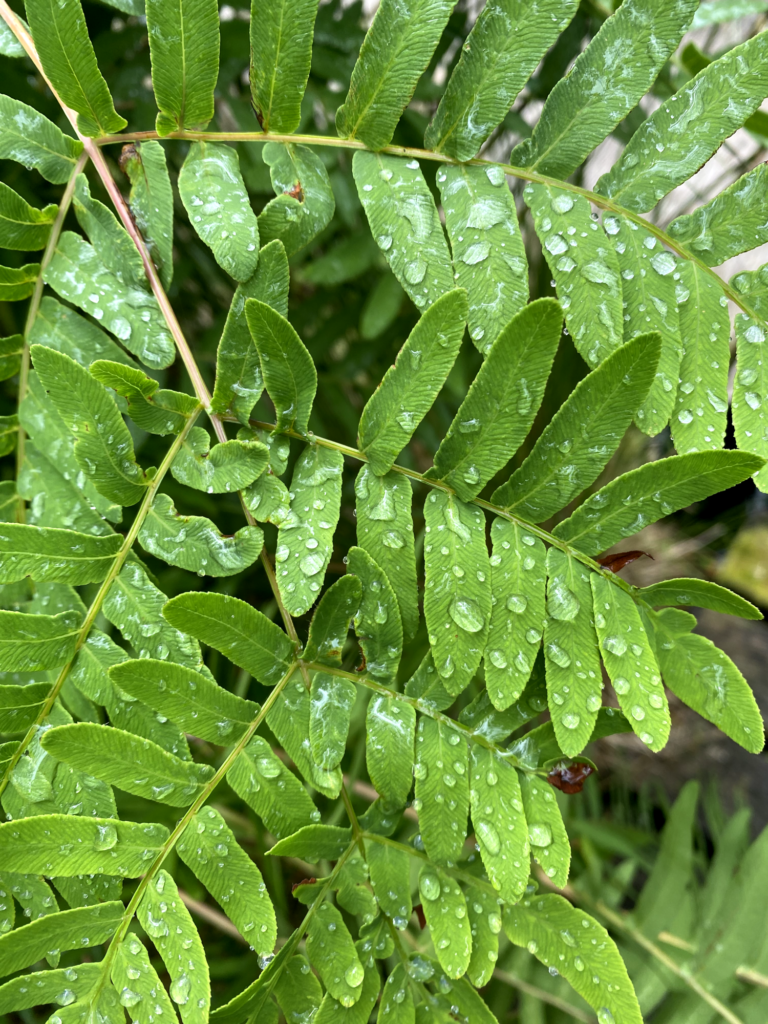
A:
529,824,553,847
170,974,191,1005
546,642,571,669
94,823,118,851
506,594,527,614
420,872,441,901
603,635,627,656
345,961,365,988
547,582,580,621
475,820,501,855
448,596,485,633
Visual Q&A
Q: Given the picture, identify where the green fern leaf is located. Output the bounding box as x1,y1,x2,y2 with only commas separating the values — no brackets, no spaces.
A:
111,933,178,1024
543,549,602,758
211,240,289,424
459,659,548,742
359,290,467,474
431,298,562,499
25,0,126,136
310,673,357,770
139,493,263,577
468,745,528,904
668,163,768,265
105,564,208,672
602,215,682,435
492,331,660,520
348,545,402,684
639,578,761,619
30,297,139,370
653,608,764,753
0,334,22,381
0,814,169,877
424,490,491,694
0,524,120,585
484,520,546,712
366,693,416,808
249,0,318,132
465,886,501,988
258,143,335,256
178,142,259,282
121,140,174,290
0,902,123,980
146,0,219,134
519,772,570,888
73,175,146,289
672,261,731,453
336,0,454,150
511,0,697,178
591,575,670,751
314,941,380,1023
246,299,317,435
110,659,259,744
171,428,268,492
0,182,56,250
732,260,768,318
303,575,362,666
137,869,210,1024
268,824,351,860
733,314,768,491
415,717,469,866
0,872,58,935
355,467,419,640
0,963,101,1014
0,95,83,183
244,472,292,526
90,360,199,435
353,153,454,312
366,839,411,927
419,865,472,979
227,734,318,840
41,722,215,804
0,263,40,301
425,0,577,161
525,184,622,367
0,609,80,671
178,805,276,951
275,445,343,615
503,894,643,1024
268,679,342,798
596,30,768,211
555,450,764,555
306,902,365,1006
272,956,322,1023
436,163,529,353
360,272,404,341
377,962,414,1022
44,233,175,369
0,682,50,732
162,592,295,686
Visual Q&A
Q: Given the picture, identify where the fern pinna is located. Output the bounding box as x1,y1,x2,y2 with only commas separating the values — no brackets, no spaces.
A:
0,1,766,1022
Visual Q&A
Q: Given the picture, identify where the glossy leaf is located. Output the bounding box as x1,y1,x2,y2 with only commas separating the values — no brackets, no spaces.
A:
503,895,643,1024
414,716,469,866
510,0,697,179
437,163,530,355
258,143,335,256
306,902,365,1006
249,0,318,132
0,902,123,980
146,0,219,134
273,955,323,1024
0,609,80,671
591,574,670,752
303,575,362,666
0,963,101,1014
90,360,199,435
246,299,317,434
30,297,139,369
423,490,491,695
0,814,169,877
121,140,174,290
733,315,768,492
227,734,318,840
171,428,268,492
554,450,764,556
267,677,343,798
366,838,411,927
310,672,357,770
418,865,472,979
0,334,22,381
484,520,547,712
518,771,570,888
366,693,416,808
0,95,83,184
0,524,121,585
162,592,295,686
468,744,528,904
111,934,177,1024
0,182,56,250
336,0,454,150
638,578,762,619
110,659,259,744
492,332,661,521
353,152,455,312
347,545,403,684
466,886,501,988
377,963,415,1023
431,298,561,499
525,184,622,368
211,240,289,424
597,30,768,211
25,0,126,136
41,723,215,805
0,263,40,302
425,0,578,161
355,466,419,640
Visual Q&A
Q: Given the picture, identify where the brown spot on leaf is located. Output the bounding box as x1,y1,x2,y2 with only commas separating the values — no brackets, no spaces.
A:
118,143,138,174
597,550,653,574
284,181,304,202
291,878,316,893
547,762,594,794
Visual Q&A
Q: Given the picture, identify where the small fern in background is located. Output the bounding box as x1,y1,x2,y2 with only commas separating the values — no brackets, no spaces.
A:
0,0,767,1022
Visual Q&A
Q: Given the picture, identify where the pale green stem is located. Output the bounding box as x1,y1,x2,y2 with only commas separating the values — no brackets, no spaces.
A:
0,406,203,798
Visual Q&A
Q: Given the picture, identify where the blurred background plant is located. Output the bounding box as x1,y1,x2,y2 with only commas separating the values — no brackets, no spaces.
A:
1,0,768,1020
